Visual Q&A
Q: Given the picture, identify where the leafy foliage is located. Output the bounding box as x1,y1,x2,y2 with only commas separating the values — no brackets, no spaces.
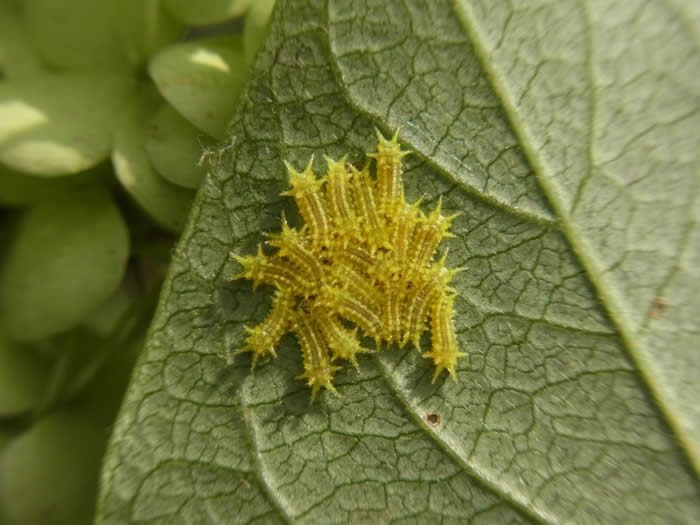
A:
0,0,274,523
96,0,700,524
1,0,698,523
0,188,129,341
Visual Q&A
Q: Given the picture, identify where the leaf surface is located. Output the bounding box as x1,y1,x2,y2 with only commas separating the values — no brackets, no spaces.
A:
144,103,209,189
0,338,48,416
98,1,700,523
0,411,105,524
112,88,196,234
149,36,249,139
0,188,130,342
0,74,134,175
0,2,42,78
243,0,277,64
163,0,252,25
452,0,700,467
0,162,109,207
20,0,181,71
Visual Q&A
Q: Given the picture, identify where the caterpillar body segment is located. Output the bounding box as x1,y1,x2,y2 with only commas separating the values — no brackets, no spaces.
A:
333,242,376,274
232,245,313,294
350,165,383,241
318,284,382,347
239,288,296,366
293,312,340,399
412,198,460,269
381,288,404,346
367,129,410,218
324,155,356,226
388,199,421,275
402,266,443,349
330,263,384,309
282,157,330,246
266,217,323,283
423,291,465,382
313,308,372,369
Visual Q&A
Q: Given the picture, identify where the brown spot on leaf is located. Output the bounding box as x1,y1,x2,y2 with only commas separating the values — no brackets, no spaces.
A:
649,299,668,319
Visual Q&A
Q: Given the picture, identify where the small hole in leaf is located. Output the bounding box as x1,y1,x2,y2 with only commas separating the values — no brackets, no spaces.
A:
425,412,440,426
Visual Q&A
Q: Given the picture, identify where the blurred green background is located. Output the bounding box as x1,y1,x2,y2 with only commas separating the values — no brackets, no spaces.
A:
0,1,274,523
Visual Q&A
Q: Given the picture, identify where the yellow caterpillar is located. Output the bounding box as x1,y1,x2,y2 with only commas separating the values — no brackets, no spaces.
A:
232,130,464,399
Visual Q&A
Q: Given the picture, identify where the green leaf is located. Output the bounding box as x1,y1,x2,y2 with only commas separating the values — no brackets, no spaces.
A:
98,1,700,524
163,0,252,25
0,338,48,417
21,0,129,71
0,2,43,78
0,411,106,525
0,161,112,207
451,0,700,470
74,333,147,428
112,88,196,233
149,36,248,139
0,431,14,454
144,103,209,189
19,0,181,71
0,188,129,342
113,0,185,68
0,73,134,175
243,0,276,64
82,281,138,339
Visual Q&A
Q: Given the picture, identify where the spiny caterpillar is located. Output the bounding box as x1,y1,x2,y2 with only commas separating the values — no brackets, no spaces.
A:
232,130,464,398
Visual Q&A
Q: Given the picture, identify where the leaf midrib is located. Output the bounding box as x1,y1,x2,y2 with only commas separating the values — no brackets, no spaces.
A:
450,0,700,473
319,2,557,230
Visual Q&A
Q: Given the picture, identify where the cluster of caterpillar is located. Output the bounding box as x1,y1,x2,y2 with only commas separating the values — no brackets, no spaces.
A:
232,130,464,398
